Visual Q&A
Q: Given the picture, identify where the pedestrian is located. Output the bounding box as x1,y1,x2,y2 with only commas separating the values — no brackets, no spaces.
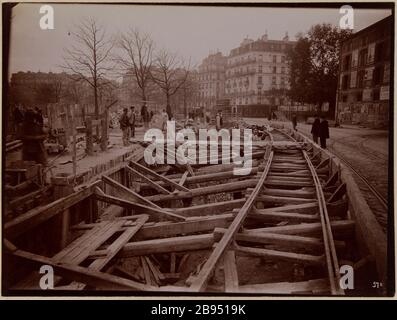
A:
141,104,149,130
311,115,320,144
292,113,297,131
205,111,211,125
219,111,223,127
319,115,330,149
21,108,47,165
129,106,136,138
150,110,154,121
215,112,221,130
119,108,130,146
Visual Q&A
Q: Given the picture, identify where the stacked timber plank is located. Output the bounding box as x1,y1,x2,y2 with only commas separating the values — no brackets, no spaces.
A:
5,125,360,295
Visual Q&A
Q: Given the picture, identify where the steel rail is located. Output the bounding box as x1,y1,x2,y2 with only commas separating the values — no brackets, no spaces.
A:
303,150,344,295
268,125,343,295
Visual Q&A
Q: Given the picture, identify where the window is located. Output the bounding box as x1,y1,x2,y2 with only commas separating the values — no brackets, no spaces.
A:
357,70,365,88
273,55,277,63
373,66,384,85
258,76,263,85
281,67,285,74
273,66,277,74
281,55,285,63
341,75,349,90
258,65,263,73
272,76,276,85
356,91,363,102
342,95,348,102
375,42,384,62
343,55,351,71
373,88,380,101
358,49,367,66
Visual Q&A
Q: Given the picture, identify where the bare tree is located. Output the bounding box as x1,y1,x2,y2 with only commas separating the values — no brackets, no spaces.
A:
151,49,190,118
61,18,114,126
116,28,154,109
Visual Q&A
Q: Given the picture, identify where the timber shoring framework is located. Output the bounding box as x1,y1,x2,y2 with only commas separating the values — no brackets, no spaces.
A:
4,125,361,295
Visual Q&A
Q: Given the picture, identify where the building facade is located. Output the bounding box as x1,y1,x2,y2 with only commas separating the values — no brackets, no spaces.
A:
225,33,295,114
336,15,392,127
196,52,227,111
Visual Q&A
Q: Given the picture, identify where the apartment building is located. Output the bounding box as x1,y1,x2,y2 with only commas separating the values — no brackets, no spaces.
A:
336,15,392,127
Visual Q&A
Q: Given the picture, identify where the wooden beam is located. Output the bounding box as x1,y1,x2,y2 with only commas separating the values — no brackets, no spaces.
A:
88,215,148,271
178,171,189,187
4,182,98,239
235,245,324,265
8,248,156,291
125,165,171,195
256,195,317,204
129,161,189,192
224,250,239,292
214,228,346,251
244,220,355,237
258,202,318,214
327,183,347,203
102,174,161,209
94,193,185,222
138,167,259,190
174,199,245,217
237,278,329,294
264,180,314,188
189,150,274,291
135,214,234,240
118,234,214,258
249,209,319,223
146,179,259,202
258,188,316,199
316,157,330,170
71,213,234,240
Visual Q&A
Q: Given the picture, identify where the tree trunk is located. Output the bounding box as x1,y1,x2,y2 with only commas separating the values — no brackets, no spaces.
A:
166,93,172,119
94,84,99,138
141,87,146,107
183,87,187,118
100,110,108,152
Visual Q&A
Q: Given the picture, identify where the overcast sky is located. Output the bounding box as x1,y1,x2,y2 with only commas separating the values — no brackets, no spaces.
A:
8,3,391,77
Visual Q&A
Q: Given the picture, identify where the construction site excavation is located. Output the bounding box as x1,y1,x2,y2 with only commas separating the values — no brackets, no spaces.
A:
3,4,393,299
3,122,388,296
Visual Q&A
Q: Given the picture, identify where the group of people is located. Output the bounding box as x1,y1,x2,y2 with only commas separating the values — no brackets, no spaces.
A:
311,115,329,149
119,105,170,146
14,105,47,165
291,113,330,149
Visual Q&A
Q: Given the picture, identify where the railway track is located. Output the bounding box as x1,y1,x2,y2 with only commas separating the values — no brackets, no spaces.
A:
327,140,388,210
324,138,388,233
7,124,359,295
288,126,388,231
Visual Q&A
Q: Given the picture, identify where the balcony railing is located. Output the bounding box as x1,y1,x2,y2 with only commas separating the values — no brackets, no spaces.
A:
227,58,257,67
226,69,256,78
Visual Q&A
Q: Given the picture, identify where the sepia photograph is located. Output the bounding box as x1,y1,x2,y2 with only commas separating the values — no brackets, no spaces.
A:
1,1,394,298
